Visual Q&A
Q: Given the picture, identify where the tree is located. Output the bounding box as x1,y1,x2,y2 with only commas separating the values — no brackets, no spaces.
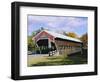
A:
31,31,36,37
35,27,44,35
80,33,88,48
28,36,36,51
40,27,45,30
66,32,78,38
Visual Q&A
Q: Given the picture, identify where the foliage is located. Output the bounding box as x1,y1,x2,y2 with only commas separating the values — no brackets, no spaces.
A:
31,32,36,37
35,27,45,35
66,32,78,38
80,33,88,48
28,36,36,51
40,27,45,30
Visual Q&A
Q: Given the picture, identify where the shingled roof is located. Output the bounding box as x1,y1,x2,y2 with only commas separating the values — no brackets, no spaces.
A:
34,30,82,43
44,30,82,43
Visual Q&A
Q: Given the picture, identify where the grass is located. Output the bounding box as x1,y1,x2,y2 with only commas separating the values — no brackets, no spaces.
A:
27,51,87,67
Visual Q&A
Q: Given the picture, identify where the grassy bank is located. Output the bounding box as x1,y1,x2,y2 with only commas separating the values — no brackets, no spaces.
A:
27,51,87,67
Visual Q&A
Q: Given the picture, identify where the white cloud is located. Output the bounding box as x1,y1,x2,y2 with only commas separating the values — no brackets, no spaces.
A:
28,15,87,36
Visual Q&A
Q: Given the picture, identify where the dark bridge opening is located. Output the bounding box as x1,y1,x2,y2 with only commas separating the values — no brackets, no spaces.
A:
36,39,57,54
37,39,49,54
37,39,48,47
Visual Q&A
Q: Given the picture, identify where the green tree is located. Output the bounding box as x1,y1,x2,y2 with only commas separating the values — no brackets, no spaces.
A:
28,36,36,51
31,32,36,37
40,27,45,30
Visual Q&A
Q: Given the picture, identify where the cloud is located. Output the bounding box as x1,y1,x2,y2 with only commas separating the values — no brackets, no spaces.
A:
28,15,88,36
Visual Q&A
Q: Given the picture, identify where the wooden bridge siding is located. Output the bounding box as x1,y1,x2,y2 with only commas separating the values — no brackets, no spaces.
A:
55,40,82,55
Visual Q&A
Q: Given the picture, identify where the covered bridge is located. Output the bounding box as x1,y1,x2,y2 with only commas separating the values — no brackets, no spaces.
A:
32,30,83,56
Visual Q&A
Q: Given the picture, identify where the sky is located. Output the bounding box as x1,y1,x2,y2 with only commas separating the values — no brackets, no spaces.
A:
28,15,88,37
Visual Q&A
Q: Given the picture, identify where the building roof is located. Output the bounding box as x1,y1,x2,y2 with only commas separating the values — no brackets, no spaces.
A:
43,30,82,43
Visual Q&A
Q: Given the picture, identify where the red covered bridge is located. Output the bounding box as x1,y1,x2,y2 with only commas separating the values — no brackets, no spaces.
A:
32,30,83,56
